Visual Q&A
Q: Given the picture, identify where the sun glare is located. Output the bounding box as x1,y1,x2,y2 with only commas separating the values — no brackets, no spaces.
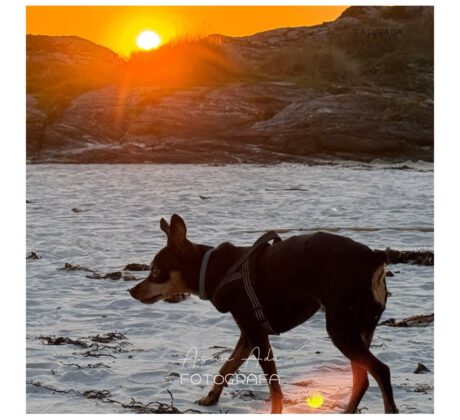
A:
136,30,161,50
305,393,324,409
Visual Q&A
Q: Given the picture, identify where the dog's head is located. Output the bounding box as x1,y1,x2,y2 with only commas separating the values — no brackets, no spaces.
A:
129,214,201,304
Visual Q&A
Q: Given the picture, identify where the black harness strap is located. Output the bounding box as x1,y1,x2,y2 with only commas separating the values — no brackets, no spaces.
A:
216,231,281,335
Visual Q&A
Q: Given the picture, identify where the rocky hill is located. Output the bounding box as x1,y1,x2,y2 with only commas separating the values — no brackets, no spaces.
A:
26,6,433,163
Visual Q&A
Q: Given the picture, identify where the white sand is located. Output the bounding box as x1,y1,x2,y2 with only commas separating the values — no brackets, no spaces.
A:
26,163,433,413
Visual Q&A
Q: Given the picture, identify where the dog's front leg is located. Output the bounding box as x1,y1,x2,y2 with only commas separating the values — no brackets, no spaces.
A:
196,333,251,406
249,333,283,414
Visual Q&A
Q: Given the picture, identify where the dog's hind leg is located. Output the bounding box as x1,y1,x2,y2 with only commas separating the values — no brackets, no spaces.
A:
327,328,398,414
196,333,251,406
344,362,369,413
247,333,283,414
344,329,374,413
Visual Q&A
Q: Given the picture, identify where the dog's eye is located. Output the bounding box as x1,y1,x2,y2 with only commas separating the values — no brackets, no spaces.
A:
150,267,169,284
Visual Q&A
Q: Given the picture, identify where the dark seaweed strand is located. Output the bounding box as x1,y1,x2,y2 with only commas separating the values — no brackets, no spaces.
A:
26,381,201,414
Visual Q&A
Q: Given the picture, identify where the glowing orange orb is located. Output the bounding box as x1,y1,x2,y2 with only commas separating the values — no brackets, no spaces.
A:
136,30,161,50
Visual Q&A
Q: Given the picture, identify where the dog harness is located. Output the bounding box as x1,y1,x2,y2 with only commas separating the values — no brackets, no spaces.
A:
199,231,281,335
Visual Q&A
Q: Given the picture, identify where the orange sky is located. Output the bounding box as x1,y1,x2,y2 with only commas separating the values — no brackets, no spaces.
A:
26,6,347,57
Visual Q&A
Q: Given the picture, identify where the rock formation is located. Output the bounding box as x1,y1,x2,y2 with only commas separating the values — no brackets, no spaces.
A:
26,6,433,163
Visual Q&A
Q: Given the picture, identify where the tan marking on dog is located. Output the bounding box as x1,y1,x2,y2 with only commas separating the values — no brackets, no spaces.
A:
371,264,387,308
131,271,191,301
162,271,192,299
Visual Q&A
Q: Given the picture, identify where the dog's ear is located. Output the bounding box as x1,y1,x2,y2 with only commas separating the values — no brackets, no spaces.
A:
168,214,187,249
160,218,170,236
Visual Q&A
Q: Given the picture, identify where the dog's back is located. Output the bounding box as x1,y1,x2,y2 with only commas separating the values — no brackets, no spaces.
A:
249,232,387,333
256,232,385,291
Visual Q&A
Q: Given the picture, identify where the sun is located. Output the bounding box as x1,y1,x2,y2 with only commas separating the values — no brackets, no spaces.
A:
136,30,161,50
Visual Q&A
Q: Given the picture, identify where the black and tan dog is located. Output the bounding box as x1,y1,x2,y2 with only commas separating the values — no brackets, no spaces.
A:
129,214,398,414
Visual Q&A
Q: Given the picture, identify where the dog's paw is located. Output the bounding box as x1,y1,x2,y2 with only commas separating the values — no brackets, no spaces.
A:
195,394,219,406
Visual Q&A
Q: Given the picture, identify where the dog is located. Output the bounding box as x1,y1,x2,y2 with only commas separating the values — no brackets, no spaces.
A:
129,214,398,414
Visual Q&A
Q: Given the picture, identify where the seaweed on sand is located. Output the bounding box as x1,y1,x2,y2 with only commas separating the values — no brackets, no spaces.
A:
26,381,201,413
379,313,434,327
37,332,130,357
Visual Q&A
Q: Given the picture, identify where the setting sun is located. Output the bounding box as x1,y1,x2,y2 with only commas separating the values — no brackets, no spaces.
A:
136,30,161,50
26,6,348,57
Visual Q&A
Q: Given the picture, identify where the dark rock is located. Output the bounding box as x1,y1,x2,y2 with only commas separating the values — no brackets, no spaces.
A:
379,313,433,327
89,272,122,280
386,270,395,277
123,263,150,271
385,248,434,266
26,95,48,157
26,6,433,164
86,273,105,279
58,262,93,272
104,271,123,280
413,363,430,374
122,273,139,281
27,251,41,260
384,248,434,266
380,318,397,326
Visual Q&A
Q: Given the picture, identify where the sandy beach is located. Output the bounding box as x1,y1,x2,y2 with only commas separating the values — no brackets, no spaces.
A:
26,162,433,413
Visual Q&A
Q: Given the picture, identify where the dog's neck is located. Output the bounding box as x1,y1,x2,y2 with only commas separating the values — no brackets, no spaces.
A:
194,242,248,300
198,247,214,300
